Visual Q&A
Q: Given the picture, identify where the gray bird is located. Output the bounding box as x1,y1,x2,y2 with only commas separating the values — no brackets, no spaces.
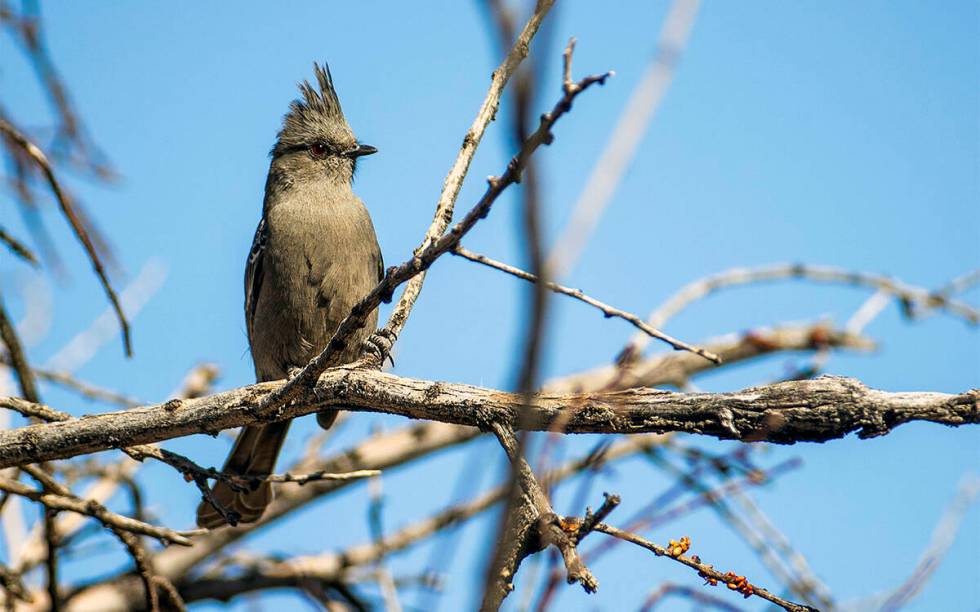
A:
196,63,382,529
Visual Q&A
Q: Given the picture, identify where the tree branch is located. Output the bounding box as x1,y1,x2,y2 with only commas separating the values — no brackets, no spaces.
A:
0,373,973,470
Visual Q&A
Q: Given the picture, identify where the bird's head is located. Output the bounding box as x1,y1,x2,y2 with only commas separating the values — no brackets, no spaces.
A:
270,63,376,186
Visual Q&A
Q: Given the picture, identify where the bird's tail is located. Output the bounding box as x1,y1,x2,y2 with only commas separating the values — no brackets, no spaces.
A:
195,420,290,529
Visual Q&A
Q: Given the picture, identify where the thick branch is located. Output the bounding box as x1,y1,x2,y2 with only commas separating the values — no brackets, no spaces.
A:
0,374,974,469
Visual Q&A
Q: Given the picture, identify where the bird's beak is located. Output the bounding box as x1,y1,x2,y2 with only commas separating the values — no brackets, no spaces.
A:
343,144,378,159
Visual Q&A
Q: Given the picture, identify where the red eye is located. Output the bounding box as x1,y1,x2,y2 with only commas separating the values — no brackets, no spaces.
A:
309,143,328,158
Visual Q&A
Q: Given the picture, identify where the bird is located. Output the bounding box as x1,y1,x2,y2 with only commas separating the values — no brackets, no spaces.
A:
196,63,382,529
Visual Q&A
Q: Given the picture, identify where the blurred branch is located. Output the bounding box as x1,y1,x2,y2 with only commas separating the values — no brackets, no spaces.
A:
0,291,40,402
620,264,979,363
546,0,701,277
0,356,141,407
877,475,980,611
0,118,130,356
548,322,874,392
640,583,745,612
0,226,39,266
0,476,196,545
1,1,113,176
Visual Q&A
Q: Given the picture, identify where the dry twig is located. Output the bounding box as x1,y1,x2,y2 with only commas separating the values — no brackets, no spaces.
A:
593,524,817,612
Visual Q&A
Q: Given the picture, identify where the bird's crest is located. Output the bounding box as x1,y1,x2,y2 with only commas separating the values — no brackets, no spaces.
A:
273,62,353,156
297,63,345,121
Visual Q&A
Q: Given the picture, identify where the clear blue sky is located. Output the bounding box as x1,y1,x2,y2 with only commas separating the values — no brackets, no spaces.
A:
2,2,977,610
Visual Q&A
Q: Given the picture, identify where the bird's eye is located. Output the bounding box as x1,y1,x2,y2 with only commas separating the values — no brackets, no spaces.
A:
309,143,328,158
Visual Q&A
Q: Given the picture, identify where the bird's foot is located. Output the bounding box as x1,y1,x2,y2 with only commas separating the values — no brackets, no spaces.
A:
361,328,398,367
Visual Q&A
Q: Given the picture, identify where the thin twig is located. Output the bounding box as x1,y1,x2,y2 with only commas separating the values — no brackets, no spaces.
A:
453,245,720,362
534,455,801,611
648,443,831,609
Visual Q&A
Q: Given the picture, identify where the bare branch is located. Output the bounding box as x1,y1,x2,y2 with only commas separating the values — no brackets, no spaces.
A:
382,0,556,343
482,423,598,610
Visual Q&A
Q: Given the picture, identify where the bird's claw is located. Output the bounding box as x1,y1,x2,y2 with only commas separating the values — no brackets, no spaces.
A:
361,328,397,366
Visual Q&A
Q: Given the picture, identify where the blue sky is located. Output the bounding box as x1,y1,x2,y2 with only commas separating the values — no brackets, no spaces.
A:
2,2,977,610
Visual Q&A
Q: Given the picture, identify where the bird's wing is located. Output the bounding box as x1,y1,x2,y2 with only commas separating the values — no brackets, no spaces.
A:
244,217,267,344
